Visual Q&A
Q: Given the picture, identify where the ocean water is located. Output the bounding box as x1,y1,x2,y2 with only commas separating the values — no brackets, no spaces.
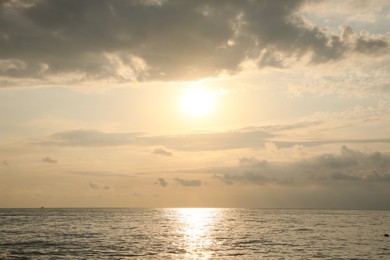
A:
0,208,389,259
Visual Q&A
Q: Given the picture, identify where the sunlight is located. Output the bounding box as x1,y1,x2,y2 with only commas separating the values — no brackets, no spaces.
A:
178,208,213,236
173,208,220,257
180,86,216,118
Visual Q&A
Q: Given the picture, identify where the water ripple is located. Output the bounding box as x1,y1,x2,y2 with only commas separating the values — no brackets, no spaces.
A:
0,208,389,259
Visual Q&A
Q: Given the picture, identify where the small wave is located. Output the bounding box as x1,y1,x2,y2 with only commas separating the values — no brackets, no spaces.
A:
1,208,389,259
167,248,187,254
1,240,59,247
234,239,266,246
0,250,11,260
295,228,314,232
226,252,246,256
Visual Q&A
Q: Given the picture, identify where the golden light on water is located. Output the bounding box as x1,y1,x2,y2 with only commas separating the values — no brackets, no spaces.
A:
173,208,221,257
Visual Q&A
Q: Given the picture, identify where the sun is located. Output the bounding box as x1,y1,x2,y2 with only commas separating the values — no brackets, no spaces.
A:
180,87,216,118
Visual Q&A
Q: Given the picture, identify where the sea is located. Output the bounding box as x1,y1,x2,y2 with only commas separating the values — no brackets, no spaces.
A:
0,208,389,259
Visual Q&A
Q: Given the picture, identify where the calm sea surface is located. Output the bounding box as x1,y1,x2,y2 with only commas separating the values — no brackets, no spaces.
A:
0,208,389,259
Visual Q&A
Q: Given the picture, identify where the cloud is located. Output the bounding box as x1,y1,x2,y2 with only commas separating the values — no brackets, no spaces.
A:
42,156,57,164
46,130,141,147
287,53,390,96
330,172,360,181
89,181,111,190
70,171,134,178
301,146,390,175
212,146,390,186
43,121,318,150
89,182,99,190
272,138,390,150
214,171,269,186
147,128,274,151
1,160,9,167
174,178,202,187
152,147,173,157
156,178,168,187
355,31,389,54
43,122,390,152
265,142,278,153
44,127,273,150
239,157,268,168
0,0,388,87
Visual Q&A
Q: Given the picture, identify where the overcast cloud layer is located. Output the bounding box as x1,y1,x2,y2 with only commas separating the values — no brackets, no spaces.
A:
0,0,388,86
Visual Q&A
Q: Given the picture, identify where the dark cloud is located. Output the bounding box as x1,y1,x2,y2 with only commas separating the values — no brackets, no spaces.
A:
89,181,111,190
152,147,173,157
301,146,390,175
175,178,202,187
212,146,390,186
331,172,360,181
1,0,387,86
216,171,269,185
103,184,111,190
355,33,389,54
156,178,168,187
89,182,99,190
42,156,57,164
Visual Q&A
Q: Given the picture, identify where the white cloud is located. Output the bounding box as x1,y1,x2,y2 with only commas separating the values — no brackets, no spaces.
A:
265,142,278,153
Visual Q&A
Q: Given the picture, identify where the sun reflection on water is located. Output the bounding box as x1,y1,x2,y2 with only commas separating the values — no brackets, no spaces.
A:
172,208,222,258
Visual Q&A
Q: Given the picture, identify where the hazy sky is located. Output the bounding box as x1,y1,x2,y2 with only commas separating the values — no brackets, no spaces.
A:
1,0,389,209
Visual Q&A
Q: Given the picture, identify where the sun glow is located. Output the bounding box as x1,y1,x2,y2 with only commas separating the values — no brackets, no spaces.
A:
180,86,216,118
172,208,221,258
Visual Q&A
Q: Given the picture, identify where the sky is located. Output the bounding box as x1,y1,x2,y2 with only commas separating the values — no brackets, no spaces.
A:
0,0,389,209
